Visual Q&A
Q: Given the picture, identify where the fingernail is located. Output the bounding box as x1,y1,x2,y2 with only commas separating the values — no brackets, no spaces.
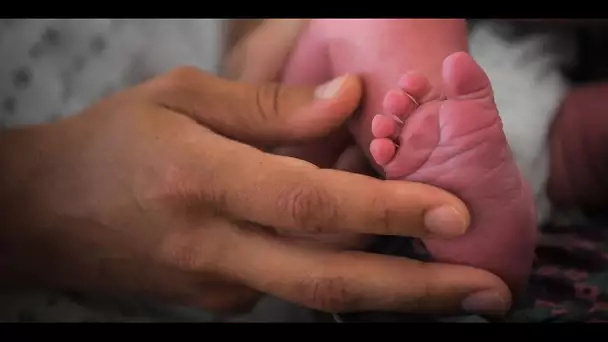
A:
315,76,347,100
424,206,467,237
461,291,508,316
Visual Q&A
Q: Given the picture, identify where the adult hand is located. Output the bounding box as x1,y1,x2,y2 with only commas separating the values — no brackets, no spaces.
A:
225,19,373,250
225,19,370,175
0,67,510,316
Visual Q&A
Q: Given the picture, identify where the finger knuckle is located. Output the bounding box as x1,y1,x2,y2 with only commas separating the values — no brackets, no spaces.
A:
154,162,217,207
150,65,206,99
166,65,206,86
169,243,204,271
156,164,191,197
409,261,434,312
144,65,209,114
159,233,211,272
369,192,399,235
299,275,356,312
278,183,336,233
254,83,282,123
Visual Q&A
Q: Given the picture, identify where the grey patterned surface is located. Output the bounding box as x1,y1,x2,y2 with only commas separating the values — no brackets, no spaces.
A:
0,19,223,128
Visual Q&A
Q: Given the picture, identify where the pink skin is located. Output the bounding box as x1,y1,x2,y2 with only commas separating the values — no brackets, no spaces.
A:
281,19,538,293
370,52,538,292
282,19,468,168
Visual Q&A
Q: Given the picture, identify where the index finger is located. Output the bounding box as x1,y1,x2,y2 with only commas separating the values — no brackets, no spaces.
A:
209,138,470,239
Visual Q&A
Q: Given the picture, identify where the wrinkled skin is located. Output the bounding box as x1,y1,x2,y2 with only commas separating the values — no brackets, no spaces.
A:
281,19,538,294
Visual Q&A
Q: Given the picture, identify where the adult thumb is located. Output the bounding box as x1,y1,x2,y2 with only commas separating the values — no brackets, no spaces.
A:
149,68,363,147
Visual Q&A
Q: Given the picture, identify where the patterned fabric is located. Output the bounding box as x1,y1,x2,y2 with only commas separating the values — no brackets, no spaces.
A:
336,213,608,323
509,214,608,323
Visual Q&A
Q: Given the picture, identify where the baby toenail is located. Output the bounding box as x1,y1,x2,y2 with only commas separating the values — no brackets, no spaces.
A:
403,91,419,107
391,114,404,125
423,205,467,237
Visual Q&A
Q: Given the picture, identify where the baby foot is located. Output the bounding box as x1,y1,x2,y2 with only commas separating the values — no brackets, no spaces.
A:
370,52,538,293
